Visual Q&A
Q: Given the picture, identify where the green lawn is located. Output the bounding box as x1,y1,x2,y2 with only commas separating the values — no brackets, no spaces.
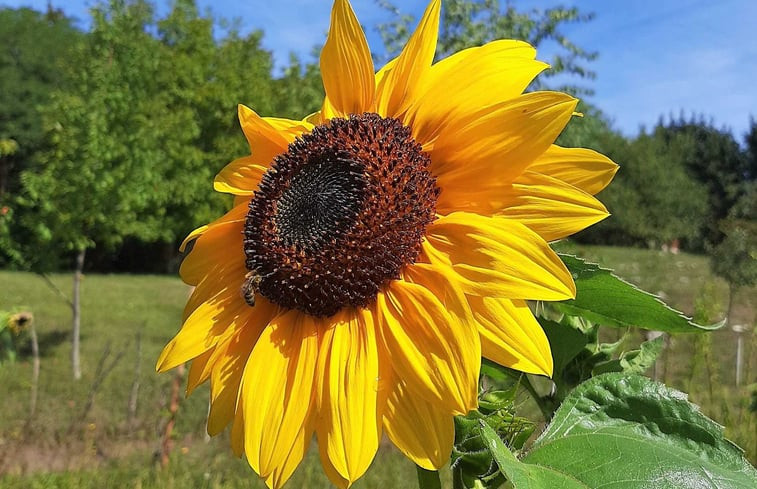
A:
0,245,755,487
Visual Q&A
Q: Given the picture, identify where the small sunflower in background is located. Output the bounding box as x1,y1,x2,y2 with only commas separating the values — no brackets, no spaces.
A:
7,311,32,335
157,0,617,487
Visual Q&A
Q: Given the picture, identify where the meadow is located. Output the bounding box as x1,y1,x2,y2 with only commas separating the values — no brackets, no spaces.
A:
0,245,754,488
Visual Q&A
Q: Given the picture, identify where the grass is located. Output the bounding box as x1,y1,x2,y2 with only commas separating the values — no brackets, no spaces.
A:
0,445,427,489
0,245,755,487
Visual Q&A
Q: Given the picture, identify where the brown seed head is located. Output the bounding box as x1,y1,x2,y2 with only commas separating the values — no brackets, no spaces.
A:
243,113,439,317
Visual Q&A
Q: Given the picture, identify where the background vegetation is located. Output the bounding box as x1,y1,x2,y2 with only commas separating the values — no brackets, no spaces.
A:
1,0,755,487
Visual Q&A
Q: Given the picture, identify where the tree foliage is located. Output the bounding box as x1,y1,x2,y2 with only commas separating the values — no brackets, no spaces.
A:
17,0,174,268
654,116,752,249
0,6,82,198
709,123,757,290
573,115,753,250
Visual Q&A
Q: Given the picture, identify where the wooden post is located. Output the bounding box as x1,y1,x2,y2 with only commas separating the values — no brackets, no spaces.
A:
128,330,142,429
29,320,39,418
733,324,747,386
72,248,86,380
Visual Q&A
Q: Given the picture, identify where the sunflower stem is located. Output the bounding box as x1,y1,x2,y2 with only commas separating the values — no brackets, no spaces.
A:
416,465,441,489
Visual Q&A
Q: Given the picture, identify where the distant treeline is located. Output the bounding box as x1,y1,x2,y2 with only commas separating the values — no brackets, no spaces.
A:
0,0,754,275
559,109,756,253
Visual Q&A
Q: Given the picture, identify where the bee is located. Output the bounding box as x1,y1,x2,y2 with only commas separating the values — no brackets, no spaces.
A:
241,271,262,307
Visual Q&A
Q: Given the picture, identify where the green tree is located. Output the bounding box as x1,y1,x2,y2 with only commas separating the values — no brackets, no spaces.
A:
271,54,325,120
377,0,597,95
573,123,710,248
654,116,751,249
0,6,82,199
709,121,757,324
18,0,178,379
710,218,757,326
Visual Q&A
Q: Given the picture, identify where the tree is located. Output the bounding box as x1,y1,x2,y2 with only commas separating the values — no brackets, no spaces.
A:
271,54,325,120
0,6,82,200
570,118,712,248
709,122,757,324
654,116,751,250
710,217,757,326
18,0,179,379
376,0,597,95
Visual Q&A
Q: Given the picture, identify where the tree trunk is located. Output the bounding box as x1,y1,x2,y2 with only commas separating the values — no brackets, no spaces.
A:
29,321,39,418
72,248,86,380
128,330,142,429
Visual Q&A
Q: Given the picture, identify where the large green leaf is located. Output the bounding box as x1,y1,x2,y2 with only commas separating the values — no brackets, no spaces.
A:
479,421,589,489
557,254,720,332
521,374,757,489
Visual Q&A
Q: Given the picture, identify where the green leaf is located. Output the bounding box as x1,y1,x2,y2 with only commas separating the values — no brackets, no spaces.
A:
479,421,589,489
557,254,721,333
481,359,521,386
522,373,757,489
592,336,664,376
539,318,588,374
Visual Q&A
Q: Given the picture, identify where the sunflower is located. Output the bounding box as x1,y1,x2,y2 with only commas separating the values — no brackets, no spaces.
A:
156,0,617,487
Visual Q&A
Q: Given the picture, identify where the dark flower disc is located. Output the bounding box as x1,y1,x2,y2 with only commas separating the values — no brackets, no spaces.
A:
243,113,439,317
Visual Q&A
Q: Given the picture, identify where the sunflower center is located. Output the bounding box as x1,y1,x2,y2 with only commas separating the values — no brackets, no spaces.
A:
273,154,366,252
243,113,439,317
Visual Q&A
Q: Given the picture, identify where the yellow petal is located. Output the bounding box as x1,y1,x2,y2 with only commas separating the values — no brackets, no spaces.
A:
438,170,609,241
424,212,575,301
377,279,478,415
179,225,207,253
262,117,313,140
156,295,277,374
233,194,251,208
207,321,264,436
318,439,350,489
470,297,553,377
374,56,397,96
402,262,475,331
214,156,268,195
375,0,440,118
186,348,214,396
383,379,454,470
528,144,619,195
408,40,547,147
303,111,323,126
320,0,375,118
499,171,610,241
182,257,246,323
178,203,247,285
315,307,388,485
238,104,290,163
231,403,245,457
178,200,247,253
241,310,318,489
431,92,578,186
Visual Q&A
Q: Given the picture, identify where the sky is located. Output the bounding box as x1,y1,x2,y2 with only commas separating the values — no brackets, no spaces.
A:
3,0,756,139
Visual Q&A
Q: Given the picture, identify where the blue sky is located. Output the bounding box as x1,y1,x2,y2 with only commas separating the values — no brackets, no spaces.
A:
4,0,756,138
